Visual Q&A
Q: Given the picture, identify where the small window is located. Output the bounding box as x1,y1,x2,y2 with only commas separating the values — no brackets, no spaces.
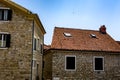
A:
40,44,43,54
94,57,104,71
0,33,11,48
65,55,76,71
32,60,36,68
90,34,96,38
34,38,43,51
63,32,72,37
37,39,40,50
0,9,12,21
34,38,37,50
35,38,40,50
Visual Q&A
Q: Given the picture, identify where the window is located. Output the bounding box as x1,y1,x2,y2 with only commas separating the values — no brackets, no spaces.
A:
0,9,12,21
65,55,76,71
90,34,97,38
34,38,37,50
94,57,104,71
34,38,42,51
36,64,39,75
36,38,40,50
32,60,36,68
0,33,11,48
40,44,43,54
63,32,72,37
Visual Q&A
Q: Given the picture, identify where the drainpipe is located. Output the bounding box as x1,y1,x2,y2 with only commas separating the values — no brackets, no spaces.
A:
31,20,34,80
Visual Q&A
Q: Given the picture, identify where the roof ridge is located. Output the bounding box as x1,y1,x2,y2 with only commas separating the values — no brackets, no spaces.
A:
55,26,99,32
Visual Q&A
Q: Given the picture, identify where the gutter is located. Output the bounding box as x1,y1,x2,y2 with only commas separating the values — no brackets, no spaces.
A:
44,48,120,55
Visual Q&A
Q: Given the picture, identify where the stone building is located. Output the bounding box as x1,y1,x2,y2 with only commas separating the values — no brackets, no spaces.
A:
43,26,120,80
0,0,46,80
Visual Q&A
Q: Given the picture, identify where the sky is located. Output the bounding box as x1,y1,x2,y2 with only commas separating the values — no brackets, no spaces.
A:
13,0,120,45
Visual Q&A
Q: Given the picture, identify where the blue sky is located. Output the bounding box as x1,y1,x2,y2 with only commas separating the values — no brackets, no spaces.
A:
13,0,120,44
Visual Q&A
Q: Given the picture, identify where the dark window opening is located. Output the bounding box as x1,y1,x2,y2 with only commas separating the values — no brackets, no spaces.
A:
0,9,12,21
34,38,37,50
95,57,103,71
40,44,43,54
66,56,75,70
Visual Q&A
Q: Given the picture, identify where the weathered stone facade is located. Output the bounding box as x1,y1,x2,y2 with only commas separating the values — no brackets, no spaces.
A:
43,50,120,80
43,27,120,80
0,1,45,80
43,50,52,80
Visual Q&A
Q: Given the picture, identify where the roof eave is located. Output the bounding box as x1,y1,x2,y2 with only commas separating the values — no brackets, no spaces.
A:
44,48,120,54
33,14,46,34
0,0,46,34
0,0,32,14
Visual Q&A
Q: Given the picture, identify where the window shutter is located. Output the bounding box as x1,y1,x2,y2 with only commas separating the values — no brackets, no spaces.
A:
2,10,4,20
7,9,12,20
40,44,43,54
6,34,11,47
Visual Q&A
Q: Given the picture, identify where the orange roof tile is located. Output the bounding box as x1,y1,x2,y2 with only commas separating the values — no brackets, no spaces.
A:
44,44,51,50
116,41,120,45
51,27,120,52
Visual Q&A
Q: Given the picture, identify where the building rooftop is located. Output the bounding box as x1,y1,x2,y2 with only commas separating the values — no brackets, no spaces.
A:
116,41,120,45
50,26,120,52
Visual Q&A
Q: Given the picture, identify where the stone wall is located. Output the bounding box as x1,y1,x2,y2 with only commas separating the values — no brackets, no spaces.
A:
32,21,44,80
43,50,52,80
0,3,33,80
44,50,120,80
0,1,45,80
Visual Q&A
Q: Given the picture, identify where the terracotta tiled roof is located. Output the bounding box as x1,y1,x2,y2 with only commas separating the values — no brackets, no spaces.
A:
51,27,120,52
116,41,120,45
44,44,51,50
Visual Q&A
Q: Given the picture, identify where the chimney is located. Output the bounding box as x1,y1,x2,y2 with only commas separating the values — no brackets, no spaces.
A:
99,25,106,34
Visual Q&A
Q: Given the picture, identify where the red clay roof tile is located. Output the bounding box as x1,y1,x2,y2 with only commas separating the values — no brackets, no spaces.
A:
51,27,120,52
116,41,120,45
44,44,51,50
